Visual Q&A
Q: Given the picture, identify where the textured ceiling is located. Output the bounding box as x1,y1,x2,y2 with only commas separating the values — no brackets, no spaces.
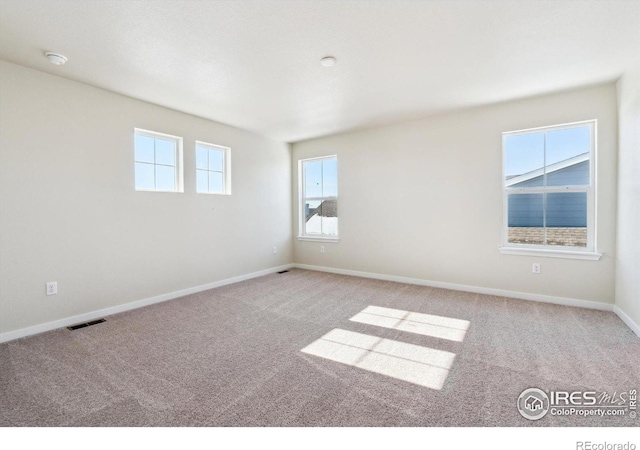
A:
0,0,638,142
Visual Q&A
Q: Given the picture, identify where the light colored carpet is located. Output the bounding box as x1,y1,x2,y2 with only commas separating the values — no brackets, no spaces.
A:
1,269,638,426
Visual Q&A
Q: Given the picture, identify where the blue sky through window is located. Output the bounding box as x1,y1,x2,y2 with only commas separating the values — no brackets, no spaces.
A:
135,133,178,191
305,157,337,198
505,125,590,179
195,144,225,194
322,158,337,197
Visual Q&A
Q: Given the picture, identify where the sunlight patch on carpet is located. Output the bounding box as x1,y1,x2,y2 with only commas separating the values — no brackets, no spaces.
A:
300,328,456,389
349,305,470,342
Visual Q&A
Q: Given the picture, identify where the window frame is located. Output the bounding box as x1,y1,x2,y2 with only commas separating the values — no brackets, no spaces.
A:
134,128,184,193
195,141,231,195
298,155,339,242
499,120,601,260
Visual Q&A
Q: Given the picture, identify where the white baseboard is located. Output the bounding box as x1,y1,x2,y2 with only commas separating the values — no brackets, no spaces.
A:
294,263,614,312
0,264,294,344
614,306,640,338
5,262,631,344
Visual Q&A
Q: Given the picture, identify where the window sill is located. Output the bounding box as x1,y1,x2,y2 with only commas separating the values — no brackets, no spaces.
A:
297,236,340,243
498,247,602,261
135,189,184,193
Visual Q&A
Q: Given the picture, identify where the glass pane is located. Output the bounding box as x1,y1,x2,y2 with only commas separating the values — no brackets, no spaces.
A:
505,132,544,188
320,199,338,236
155,138,176,166
545,126,590,165
507,193,544,245
304,200,322,234
208,171,223,193
155,165,175,191
135,162,154,190
196,169,208,193
322,158,338,197
134,134,154,163
545,192,587,247
545,126,590,187
545,160,590,187
304,160,322,198
196,146,208,169
209,149,224,172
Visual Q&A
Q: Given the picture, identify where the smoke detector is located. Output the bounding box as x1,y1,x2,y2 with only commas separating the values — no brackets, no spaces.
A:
320,56,336,67
45,52,68,66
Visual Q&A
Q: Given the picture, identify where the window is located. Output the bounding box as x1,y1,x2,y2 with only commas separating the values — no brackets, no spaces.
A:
299,156,338,240
501,120,599,259
195,142,231,195
134,129,183,192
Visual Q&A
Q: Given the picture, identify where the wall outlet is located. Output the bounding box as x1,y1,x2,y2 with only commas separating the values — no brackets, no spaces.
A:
320,245,325,254
272,246,277,255
46,281,58,296
532,263,541,274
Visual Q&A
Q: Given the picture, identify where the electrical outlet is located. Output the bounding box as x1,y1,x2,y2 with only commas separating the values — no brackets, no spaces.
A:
320,245,325,254
46,281,58,296
532,263,541,274
272,246,277,255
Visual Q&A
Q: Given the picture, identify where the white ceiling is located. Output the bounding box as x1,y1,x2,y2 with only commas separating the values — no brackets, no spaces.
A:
1,1,638,142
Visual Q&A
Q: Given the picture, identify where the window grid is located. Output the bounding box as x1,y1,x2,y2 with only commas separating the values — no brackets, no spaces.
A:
299,155,338,238
195,142,230,195
502,120,595,251
134,129,182,192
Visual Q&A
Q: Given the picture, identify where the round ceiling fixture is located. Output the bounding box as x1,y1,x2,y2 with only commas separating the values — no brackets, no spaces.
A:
45,52,68,66
320,56,336,67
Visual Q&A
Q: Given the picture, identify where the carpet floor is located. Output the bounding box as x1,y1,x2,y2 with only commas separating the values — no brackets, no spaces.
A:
1,269,638,427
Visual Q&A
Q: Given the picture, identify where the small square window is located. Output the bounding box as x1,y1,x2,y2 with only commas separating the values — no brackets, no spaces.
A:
134,129,183,192
195,142,231,195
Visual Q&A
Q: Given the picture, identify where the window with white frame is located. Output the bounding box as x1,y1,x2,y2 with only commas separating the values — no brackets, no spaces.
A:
502,120,596,255
299,156,338,239
134,129,183,192
196,142,230,195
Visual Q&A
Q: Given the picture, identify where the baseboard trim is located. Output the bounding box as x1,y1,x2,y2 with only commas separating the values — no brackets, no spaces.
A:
614,306,640,338
0,263,294,344
294,263,614,312
4,262,626,344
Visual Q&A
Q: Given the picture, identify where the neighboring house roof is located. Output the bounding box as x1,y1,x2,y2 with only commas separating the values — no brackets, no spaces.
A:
306,199,337,222
505,152,589,187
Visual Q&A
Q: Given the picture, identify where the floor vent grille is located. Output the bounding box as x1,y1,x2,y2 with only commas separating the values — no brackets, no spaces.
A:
67,319,106,330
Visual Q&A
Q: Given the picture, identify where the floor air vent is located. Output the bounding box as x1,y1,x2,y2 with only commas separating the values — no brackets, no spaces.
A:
67,319,106,330
277,270,289,274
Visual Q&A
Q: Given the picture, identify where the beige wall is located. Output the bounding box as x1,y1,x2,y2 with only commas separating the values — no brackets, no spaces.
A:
292,84,618,305
0,60,626,337
615,63,640,331
0,61,292,334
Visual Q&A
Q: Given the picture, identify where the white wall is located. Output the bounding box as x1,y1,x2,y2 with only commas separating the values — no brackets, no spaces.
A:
615,63,640,334
0,61,292,335
292,84,618,305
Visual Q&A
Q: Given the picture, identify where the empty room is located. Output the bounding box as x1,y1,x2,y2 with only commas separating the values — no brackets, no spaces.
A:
1,0,639,445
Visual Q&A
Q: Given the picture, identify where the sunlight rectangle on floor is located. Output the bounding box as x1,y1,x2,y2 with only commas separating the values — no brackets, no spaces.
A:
300,329,456,389
349,305,470,342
